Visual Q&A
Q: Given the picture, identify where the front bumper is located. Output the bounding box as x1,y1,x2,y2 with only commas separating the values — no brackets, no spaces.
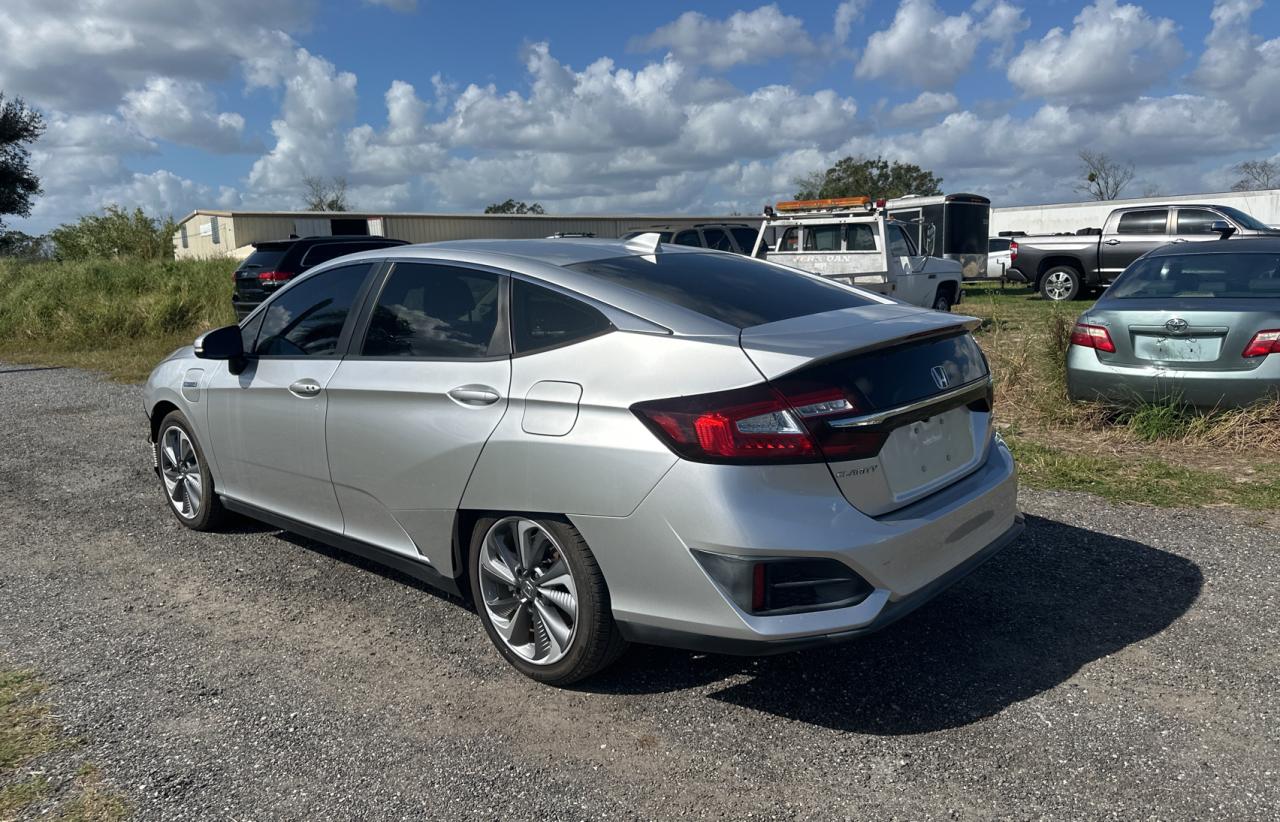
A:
1067,348,1280,408
572,437,1021,654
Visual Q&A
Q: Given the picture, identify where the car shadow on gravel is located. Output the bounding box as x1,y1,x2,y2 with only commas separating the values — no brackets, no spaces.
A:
582,514,1203,735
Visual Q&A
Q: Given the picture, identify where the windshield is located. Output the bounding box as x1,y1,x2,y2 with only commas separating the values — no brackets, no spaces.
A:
1109,252,1280,299
567,252,876,328
1216,206,1274,232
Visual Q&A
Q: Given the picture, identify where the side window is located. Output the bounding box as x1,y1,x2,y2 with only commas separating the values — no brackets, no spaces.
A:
672,230,702,247
239,310,265,353
1177,209,1224,235
988,238,1010,253
803,224,842,251
301,242,375,268
255,263,371,357
729,227,757,252
362,263,501,358
886,224,913,257
512,279,613,354
846,223,876,252
1116,210,1169,235
702,228,734,252
779,227,800,251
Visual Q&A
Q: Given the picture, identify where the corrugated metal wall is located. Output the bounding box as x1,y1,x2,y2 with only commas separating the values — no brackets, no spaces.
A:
992,189,1280,235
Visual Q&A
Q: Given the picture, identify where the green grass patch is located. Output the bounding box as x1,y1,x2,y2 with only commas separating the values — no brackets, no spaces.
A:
0,667,127,820
0,257,236,382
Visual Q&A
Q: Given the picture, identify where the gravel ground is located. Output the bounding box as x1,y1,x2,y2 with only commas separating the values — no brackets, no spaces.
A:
0,361,1276,821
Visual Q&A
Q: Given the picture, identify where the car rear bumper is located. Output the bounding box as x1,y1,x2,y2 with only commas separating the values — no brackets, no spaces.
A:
1066,348,1280,408
572,436,1021,654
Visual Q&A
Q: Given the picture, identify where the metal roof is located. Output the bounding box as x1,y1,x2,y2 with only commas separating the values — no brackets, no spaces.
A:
172,209,753,226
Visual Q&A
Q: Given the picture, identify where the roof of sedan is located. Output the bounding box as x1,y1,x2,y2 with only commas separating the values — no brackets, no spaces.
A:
424,237,705,266
1150,236,1280,256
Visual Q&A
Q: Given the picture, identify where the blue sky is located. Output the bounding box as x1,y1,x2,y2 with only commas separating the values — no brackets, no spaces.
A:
3,0,1279,232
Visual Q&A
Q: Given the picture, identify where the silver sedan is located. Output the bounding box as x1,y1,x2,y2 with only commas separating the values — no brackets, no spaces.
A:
145,237,1022,684
1067,238,1280,408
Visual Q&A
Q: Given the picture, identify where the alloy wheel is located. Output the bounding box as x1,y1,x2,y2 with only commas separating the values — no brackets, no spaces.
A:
159,425,203,519
478,517,579,666
1043,270,1074,301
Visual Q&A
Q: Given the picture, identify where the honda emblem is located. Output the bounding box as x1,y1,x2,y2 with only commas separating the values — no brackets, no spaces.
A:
931,365,950,389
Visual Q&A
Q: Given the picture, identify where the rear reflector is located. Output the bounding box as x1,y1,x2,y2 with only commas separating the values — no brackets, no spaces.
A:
693,551,874,615
633,382,888,464
257,270,292,283
1070,322,1116,353
1243,330,1280,358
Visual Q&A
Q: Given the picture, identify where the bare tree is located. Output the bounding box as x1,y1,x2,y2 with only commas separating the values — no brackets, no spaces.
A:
302,175,349,211
1230,159,1280,192
1075,150,1134,200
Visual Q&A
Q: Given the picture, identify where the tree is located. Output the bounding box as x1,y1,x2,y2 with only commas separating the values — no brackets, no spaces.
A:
1230,159,1280,192
0,229,47,258
1075,150,1134,200
302,175,349,211
48,205,177,260
0,93,45,231
792,156,942,201
484,199,545,215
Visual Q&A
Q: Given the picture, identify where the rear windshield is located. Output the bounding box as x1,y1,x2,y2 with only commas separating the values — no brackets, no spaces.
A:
1109,252,1280,299
240,248,288,270
567,252,876,328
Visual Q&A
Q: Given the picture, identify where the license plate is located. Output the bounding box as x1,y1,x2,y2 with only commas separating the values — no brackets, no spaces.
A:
1133,335,1221,362
879,406,975,496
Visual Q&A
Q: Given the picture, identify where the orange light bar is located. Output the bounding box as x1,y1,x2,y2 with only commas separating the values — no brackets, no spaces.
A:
775,196,871,212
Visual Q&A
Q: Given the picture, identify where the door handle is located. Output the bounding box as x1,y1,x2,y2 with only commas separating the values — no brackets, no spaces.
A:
289,379,323,398
448,386,501,406
1103,239,1121,245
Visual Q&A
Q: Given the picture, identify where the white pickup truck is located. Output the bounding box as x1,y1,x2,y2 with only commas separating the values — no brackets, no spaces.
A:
751,197,964,311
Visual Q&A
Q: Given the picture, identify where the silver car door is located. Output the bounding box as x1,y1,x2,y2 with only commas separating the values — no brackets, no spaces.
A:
324,261,511,572
205,262,375,533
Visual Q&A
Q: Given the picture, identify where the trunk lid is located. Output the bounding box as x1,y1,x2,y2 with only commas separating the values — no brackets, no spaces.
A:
741,306,993,516
1082,299,1280,372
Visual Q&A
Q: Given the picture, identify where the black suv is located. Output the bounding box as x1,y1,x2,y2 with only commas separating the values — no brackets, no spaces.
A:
232,235,409,320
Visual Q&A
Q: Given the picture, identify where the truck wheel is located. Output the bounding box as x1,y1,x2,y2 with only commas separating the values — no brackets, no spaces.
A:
1040,267,1082,301
932,290,953,312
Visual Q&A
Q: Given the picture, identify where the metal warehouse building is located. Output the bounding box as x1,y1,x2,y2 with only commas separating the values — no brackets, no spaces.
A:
172,210,760,260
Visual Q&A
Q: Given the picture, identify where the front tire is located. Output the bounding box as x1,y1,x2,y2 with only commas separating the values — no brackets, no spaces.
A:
1039,266,1083,301
932,289,953,312
470,515,627,685
155,411,226,531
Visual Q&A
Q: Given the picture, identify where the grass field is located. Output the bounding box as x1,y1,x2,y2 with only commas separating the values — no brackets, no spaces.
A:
0,258,1275,512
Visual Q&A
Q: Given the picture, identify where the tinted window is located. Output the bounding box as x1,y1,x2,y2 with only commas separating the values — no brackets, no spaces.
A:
362,263,500,358
513,280,612,354
240,247,287,272
566,253,876,329
730,227,757,252
1116,210,1169,235
255,263,371,356
779,227,800,251
988,238,1010,253
1108,253,1280,299
942,202,988,255
1176,209,1222,234
1217,206,1273,231
301,242,380,267
886,223,914,257
803,224,842,251
702,228,734,252
846,223,876,251
672,230,702,247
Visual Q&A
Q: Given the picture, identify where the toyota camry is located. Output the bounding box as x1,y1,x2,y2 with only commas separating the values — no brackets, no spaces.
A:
145,236,1023,684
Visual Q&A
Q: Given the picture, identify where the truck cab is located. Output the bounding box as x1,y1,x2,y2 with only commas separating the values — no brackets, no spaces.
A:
752,197,964,311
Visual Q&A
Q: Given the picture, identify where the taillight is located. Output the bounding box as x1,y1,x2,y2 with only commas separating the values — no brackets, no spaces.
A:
632,382,886,464
1009,240,1018,262
257,271,292,283
1243,329,1280,358
1070,322,1115,353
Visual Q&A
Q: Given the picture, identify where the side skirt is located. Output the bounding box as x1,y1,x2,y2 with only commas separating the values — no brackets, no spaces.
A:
221,497,464,598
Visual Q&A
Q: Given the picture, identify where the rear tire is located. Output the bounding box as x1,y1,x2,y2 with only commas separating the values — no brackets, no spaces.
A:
155,411,226,531
470,515,627,685
1039,266,1083,301
932,289,953,312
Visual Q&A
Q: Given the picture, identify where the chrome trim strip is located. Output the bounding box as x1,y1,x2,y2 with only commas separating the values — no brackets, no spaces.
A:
828,377,992,429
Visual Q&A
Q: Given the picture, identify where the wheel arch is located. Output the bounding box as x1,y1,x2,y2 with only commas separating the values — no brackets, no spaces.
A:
1035,255,1085,285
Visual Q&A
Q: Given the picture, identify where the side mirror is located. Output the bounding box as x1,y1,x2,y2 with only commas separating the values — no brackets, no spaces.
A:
1210,220,1237,238
194,324,244,360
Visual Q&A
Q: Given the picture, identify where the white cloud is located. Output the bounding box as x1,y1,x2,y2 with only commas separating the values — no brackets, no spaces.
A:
631,4,817,70
834,0,869,44
856,0,1027,88
1192,0,1280,129
364,0,417,11
120,78,252,154
1007,0,1185,105
888,91,958,126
